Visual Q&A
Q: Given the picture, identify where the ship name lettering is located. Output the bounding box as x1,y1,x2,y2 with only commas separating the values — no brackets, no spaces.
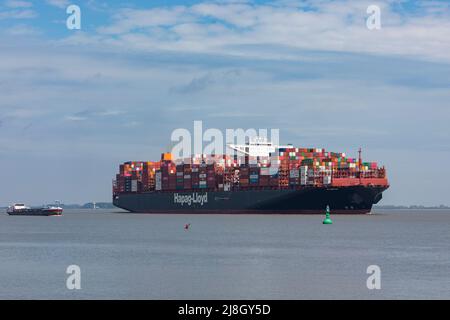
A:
174,193,208,206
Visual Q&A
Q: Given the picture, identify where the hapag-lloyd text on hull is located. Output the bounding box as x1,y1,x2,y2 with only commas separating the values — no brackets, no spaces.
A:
174,192,208,206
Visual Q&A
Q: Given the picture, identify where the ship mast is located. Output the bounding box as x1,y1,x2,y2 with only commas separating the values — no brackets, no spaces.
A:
358,147,362,184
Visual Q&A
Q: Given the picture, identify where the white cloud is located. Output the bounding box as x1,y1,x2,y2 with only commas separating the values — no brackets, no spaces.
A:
83,0,450,64
45,0,69,9
0,8,36,19
96,109,125,116
64,109,125,121
97,6,191,34
4,0,33,8
4,24,41,35
65,115,87,121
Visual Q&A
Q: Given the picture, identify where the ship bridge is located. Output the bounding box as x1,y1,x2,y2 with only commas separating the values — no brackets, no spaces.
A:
227,137,291,157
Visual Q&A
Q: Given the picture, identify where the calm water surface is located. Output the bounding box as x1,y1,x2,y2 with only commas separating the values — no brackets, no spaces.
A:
0,209,449,299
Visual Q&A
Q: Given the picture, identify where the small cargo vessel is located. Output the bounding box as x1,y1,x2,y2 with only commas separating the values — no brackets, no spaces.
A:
7,203,63,216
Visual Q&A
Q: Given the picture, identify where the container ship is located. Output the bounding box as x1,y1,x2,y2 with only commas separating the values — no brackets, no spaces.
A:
113,139,389,214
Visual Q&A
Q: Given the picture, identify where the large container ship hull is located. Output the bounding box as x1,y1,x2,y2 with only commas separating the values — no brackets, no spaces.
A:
113,185,387,214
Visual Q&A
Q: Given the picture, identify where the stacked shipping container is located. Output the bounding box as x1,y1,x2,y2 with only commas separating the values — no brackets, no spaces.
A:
114,149,386,194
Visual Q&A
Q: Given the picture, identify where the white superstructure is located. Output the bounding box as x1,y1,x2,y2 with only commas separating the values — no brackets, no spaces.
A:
227,136,292,157
6,203,30,213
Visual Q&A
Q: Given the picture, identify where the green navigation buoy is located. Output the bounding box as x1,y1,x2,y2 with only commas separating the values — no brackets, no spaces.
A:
323,205,333,224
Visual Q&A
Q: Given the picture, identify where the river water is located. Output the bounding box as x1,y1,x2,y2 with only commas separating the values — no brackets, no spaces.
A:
0,209,449,299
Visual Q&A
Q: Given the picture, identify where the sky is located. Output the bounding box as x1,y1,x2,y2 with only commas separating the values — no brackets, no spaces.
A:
0,0,449,206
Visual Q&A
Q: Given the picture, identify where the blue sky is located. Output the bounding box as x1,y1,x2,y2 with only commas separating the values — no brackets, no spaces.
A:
0,0,449,205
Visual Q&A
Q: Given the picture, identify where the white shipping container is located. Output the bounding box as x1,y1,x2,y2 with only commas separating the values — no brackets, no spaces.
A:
155,172,162,191
269,167,280,175
290,169,299,178
131,180,138,192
